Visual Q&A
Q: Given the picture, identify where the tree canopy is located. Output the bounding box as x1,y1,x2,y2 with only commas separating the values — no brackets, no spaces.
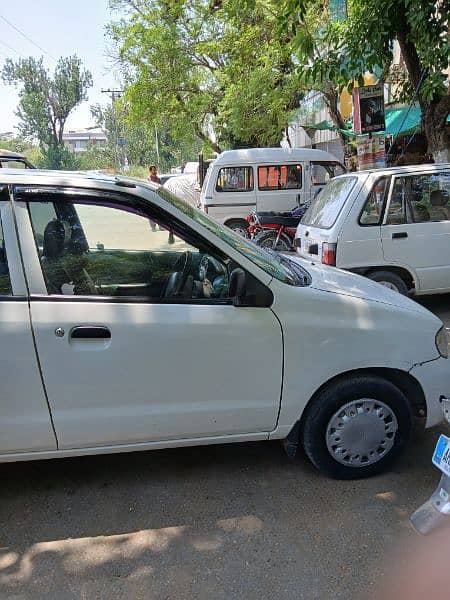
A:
2,55,93,168
282,0,450,160
108,0,304,152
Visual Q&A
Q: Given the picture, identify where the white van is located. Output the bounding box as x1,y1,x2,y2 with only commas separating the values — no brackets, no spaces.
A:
295,163,450,295
199,147,345,235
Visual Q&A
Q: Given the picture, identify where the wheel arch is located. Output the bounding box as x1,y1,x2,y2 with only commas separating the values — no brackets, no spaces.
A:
285,367,426,454
352,265,416,293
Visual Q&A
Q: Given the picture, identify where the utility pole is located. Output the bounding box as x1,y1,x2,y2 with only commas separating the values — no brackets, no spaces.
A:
101,88,124,172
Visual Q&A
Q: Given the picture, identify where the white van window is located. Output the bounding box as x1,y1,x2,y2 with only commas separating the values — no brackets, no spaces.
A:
216,167,253,192
302,176,357,229
258,165,302,190
311,162,345,186
359,177,390,226
390,172,450,224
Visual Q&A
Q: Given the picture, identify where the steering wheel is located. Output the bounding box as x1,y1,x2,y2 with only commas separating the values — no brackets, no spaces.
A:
164,251,193,297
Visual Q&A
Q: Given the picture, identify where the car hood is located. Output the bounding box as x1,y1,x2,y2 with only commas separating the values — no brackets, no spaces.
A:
286,255,441,320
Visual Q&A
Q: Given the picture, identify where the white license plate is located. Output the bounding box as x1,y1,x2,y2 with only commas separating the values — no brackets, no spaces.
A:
432,434,450,476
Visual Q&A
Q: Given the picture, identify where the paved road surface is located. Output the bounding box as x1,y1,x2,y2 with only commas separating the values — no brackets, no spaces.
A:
0,295,448,600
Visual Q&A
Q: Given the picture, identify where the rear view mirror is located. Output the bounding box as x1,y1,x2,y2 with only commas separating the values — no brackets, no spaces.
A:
229,268,246,306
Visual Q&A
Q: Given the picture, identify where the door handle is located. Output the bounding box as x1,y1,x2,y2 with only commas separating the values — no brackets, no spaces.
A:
70,326,111,340
392,231,408,239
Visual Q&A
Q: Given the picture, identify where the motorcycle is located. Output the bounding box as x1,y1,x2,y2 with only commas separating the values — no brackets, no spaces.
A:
411,396,450,534
247,204,309,252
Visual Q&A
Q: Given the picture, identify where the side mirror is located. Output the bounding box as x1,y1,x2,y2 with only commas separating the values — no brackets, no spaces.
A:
229,268,246,306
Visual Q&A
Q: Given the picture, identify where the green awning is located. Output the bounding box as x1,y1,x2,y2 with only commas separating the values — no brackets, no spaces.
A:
302,105,449,138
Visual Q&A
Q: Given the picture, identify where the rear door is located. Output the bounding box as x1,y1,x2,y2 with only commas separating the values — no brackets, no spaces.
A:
0,188,56,454
256,163,304,212
381,170,450,293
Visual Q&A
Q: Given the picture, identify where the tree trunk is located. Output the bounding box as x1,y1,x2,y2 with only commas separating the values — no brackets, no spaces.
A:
322,83,348,151
396,7,450,162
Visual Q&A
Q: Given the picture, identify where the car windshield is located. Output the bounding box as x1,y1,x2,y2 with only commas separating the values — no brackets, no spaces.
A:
302,176,358,229
157,186,310,286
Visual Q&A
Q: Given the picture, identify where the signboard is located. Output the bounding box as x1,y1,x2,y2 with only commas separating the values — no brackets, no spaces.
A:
356,135,385,170
353,84,385,134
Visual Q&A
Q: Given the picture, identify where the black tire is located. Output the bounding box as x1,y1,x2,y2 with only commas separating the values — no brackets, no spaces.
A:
253,229,293,252
226,220,249,238
301,375,412,479
367,270,409,295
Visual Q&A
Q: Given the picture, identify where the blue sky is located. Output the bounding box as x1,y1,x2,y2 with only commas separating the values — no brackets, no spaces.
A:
0,0,120,133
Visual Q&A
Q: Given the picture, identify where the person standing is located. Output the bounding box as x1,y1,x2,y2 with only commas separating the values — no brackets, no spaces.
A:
148,165,161,184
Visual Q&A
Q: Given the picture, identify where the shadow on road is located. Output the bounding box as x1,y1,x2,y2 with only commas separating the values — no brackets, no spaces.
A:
0,431,442,600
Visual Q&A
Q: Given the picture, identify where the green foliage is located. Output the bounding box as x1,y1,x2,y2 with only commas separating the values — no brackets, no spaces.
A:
109,0,304,150
282,0,450,156
0,137,43,165
2,55,93,169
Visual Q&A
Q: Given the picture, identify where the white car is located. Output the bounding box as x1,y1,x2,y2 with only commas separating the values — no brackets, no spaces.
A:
295,163,450,295
0,169,448,479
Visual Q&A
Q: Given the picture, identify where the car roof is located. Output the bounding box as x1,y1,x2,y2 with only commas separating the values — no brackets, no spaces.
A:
0,148,27,159
0,168,160,191
348,163,450,177
213,147,341,165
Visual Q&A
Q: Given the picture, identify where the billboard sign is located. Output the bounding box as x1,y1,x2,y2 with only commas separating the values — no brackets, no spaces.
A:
353,84,385,134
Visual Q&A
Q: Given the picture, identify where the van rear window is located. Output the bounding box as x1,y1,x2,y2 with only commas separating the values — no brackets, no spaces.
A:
302,176,357,229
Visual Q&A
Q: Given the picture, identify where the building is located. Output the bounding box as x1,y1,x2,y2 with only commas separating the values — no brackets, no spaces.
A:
63,128,107,153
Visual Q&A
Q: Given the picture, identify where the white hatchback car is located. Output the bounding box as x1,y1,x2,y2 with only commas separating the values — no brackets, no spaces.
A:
0,169,448,479
295,164,450,295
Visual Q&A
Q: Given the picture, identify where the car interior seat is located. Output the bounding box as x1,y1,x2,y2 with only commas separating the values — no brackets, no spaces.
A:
430,189,450,221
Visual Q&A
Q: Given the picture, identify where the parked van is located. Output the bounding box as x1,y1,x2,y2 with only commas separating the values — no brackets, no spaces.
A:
295,163,450,296
199,148,345,235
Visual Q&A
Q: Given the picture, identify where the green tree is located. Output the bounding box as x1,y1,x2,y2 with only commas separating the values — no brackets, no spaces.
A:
109,0,303,151
2,55,93,168
282,0,450,161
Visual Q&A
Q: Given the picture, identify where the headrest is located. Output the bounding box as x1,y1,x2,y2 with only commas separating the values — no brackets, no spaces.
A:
430,189,449,207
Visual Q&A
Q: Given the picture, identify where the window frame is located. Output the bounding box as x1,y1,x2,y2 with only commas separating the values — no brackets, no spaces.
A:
215,166,254,193
358,176,391,227
17,185,268,306
257,164,303,191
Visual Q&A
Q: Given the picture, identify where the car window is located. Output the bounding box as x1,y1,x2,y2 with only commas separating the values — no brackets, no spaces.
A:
301,176,357,229
158,186,310,286
28,198,231,301
0,217,12,295
258,164,302,190
0,160,26,169
390,172,450,224
359,177,390,226
216,167,253,192
310,162,345,186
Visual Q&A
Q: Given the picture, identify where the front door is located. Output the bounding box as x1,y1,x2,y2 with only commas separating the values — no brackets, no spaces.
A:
381,170,450,293
0,196,56,454
15,186,283,449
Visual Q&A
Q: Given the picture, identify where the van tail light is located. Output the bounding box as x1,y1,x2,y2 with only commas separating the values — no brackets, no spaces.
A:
322,243,337,266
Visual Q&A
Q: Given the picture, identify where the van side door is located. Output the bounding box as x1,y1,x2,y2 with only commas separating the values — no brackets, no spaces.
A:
256,163,304,213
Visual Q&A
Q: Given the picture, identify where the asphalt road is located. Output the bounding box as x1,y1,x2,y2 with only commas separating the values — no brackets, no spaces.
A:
0,294,449,600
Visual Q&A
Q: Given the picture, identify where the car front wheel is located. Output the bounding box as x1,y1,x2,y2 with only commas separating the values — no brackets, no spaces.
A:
301,375,412,479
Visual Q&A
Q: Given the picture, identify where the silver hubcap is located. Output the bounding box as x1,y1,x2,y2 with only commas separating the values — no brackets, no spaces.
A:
379,281,398,291
326,399,398,467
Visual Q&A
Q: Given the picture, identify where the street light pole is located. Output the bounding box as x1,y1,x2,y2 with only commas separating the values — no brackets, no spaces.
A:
101,88,124,172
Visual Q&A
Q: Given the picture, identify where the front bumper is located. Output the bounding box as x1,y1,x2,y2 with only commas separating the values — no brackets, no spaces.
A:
409,358,450,428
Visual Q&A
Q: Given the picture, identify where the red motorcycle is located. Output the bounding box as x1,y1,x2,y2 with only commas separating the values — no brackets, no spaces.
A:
247,205,308,252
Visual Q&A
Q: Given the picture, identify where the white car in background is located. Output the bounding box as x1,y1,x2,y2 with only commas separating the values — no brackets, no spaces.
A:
0,169,448,479
295,163,450,296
